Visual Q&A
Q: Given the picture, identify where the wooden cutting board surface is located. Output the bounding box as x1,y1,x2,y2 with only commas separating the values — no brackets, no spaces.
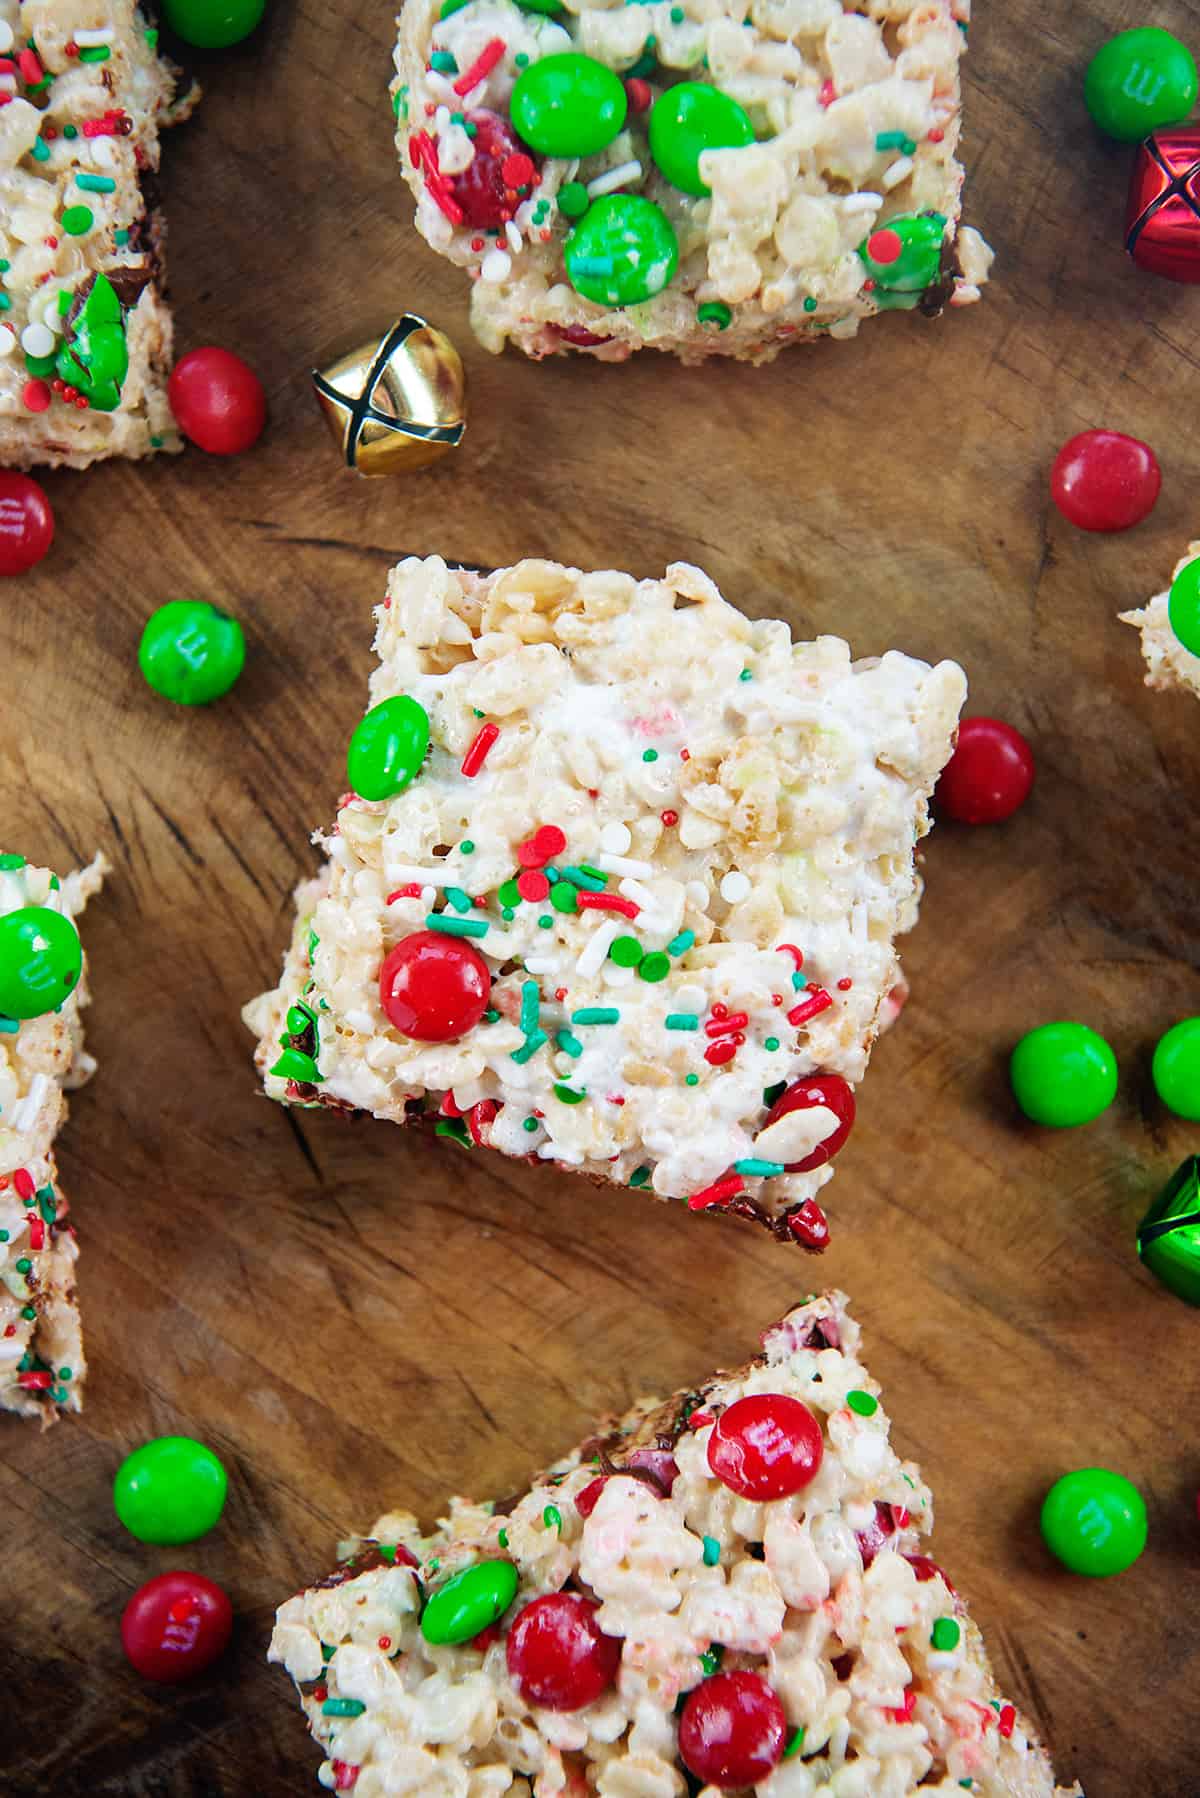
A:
3,1,1200,1792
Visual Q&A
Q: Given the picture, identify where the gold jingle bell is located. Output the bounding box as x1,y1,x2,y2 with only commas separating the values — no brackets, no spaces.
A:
312,315,466,476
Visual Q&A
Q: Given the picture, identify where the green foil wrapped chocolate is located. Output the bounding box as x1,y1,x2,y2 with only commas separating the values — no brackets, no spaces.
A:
1136,1156,1200,1306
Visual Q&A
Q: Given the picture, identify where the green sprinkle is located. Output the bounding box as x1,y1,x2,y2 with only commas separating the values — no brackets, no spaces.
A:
792,970,807,989
498,879,522,908
846,1389,878,1417
460,840,475,854
556,1029,584,1058
702,1535,720,1566
0,1015,18,1033
497,1528,509,1548
554,1082,586,1104
609,935,643,968
764,1036,780,1051
440,0,472,16
739,667,753,681
392,84,409,119
642,748,658,762
515,50,530,66
538,914,553,928
665,1014,700,1031
685,1073,699,1086
572,1007,620,1025
733,1159,785,1177
699,1644,724,1677
427,913,489,938
322,1698,366,1718
15,1258,31,1275
670,3,684,15
435,1118,472,1148
580,864,606,882
501,908,515,922
520,981,540,1034
558,180,590,217
31,137,49,162
484,1008,500,1022
60,205,93,235
667,930,694,955
783,1726,806,1760
512,1030,548,1064
803,296,818,312
0,1231,8,1244
902,138,917,155
21,1307,35,1322
0,296,11,313
523,1116,540,1132
443,886,474,913
24,352,55,379
58,1367,71,1380
0,853,21,868
543,1504,562,1531
75,172,116,192
931,1617,961,1652
560,865,604,891
874,129,910,150
629,1166,651,1187
146,26,159,44
764,1079,787,1105
550,881,578,913
78,44,111,60
53,1386,68,1404
638,952,671,983
430,50,459,71
959,1783,974,1791
63,125,77,140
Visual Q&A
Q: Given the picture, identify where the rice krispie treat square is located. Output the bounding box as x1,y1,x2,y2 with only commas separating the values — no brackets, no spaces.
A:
244,555,965,1247
0,851,104,1422
1120,540,1200,702
390,0,993,364
270,1290,1081,1797
0,0,198,469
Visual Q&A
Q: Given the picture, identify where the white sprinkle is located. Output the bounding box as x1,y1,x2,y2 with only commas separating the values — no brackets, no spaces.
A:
599,822,631,855
881,156,914,190
481,248,512,283
0,74,15,95
382,863,440,887
0,326,15,358
720,871,752,904
73,27,115,45
602,961,636,987
523,955,558,974
20,322,55,359
576,918,620,978
435,104,452,134
504,219,522,255
675,983,706,1012
12,1073,50,1134
586,158,642,198
420,885,437,908
0,23,13,52
843,191,882,214
685,879,709,909
599,853,655,879
618,876,658,912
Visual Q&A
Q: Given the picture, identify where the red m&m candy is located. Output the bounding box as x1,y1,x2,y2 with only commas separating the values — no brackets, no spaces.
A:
1049,429,1160,532
0,472,54,575
936,717,1035,824
507,1592,621,1710
121,1571,233,1682
678,1670,787,1786
706,1392,823,1500
759,1073,855,1174
169,347,266,456
379,929,490,1042
452,111,534,229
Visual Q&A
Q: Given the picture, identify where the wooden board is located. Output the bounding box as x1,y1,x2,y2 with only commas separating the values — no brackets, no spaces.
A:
4,1,1200,1791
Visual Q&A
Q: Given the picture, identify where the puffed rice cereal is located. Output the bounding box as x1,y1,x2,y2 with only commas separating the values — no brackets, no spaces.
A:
0,851,105,1421
244,554,965,1245
391,0,993,363
270,1290,1082,1797
1120,540,1200,703
0,0,198,469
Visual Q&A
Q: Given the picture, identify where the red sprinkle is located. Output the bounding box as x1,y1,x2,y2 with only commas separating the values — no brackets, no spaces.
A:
453,37,506,96
625,76,652,112
332,1764,360,1792
22,381,51,413
818,78,836,106
775,943,804,971
866,228,902,265
13,1169,34,1202
577,891,638,918
711,1002,728,1020
554,987,567,1002
28,1218,45,1251
928,126,944,142
18,48,43,83
704,1039,738,1066
17,1371,53,1391
705,1012,748,1039
997,1704,1016,1739
660,809,678,827
517,824,566,867
82,110,129,138
836,977,853,991
501,152,536,188
461,721,499,777
686,1409,714,1430
377,1636,392,1651
788,986,833,1028
687,1173,744,1212
386,884,423,902
886,1690,917,1724
517,869,550,902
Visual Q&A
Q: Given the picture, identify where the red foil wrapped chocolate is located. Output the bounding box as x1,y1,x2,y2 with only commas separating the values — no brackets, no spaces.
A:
1126,126,1200,282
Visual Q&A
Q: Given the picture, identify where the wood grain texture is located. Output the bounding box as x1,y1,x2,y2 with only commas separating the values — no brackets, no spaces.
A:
3,0,1200,1791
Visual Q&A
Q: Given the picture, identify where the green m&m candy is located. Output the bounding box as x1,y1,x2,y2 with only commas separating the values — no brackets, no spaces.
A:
648,81,754,196
565,195,679,306
56,272,128,412
857,213,946,309
1152,1018,1200,1120
0,907,82,1019
1009,1021,1117,1127
1167,556,1200,657
114,1436,228,1544
1084,28,1197,142
1137,1155,1200,1306
139,600,246,705
347,694,431,800
1040,1468,1147,1576
511,53,626,158
163,0,266,49
420,1559,519,1644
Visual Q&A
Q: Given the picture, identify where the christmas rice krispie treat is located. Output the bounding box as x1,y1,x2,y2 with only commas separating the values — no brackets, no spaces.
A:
0,850,105,1421
270,1290,1081,1797
1120,539,1200,702
0,0,198,469
244,555,965,1246
390,0,993,364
